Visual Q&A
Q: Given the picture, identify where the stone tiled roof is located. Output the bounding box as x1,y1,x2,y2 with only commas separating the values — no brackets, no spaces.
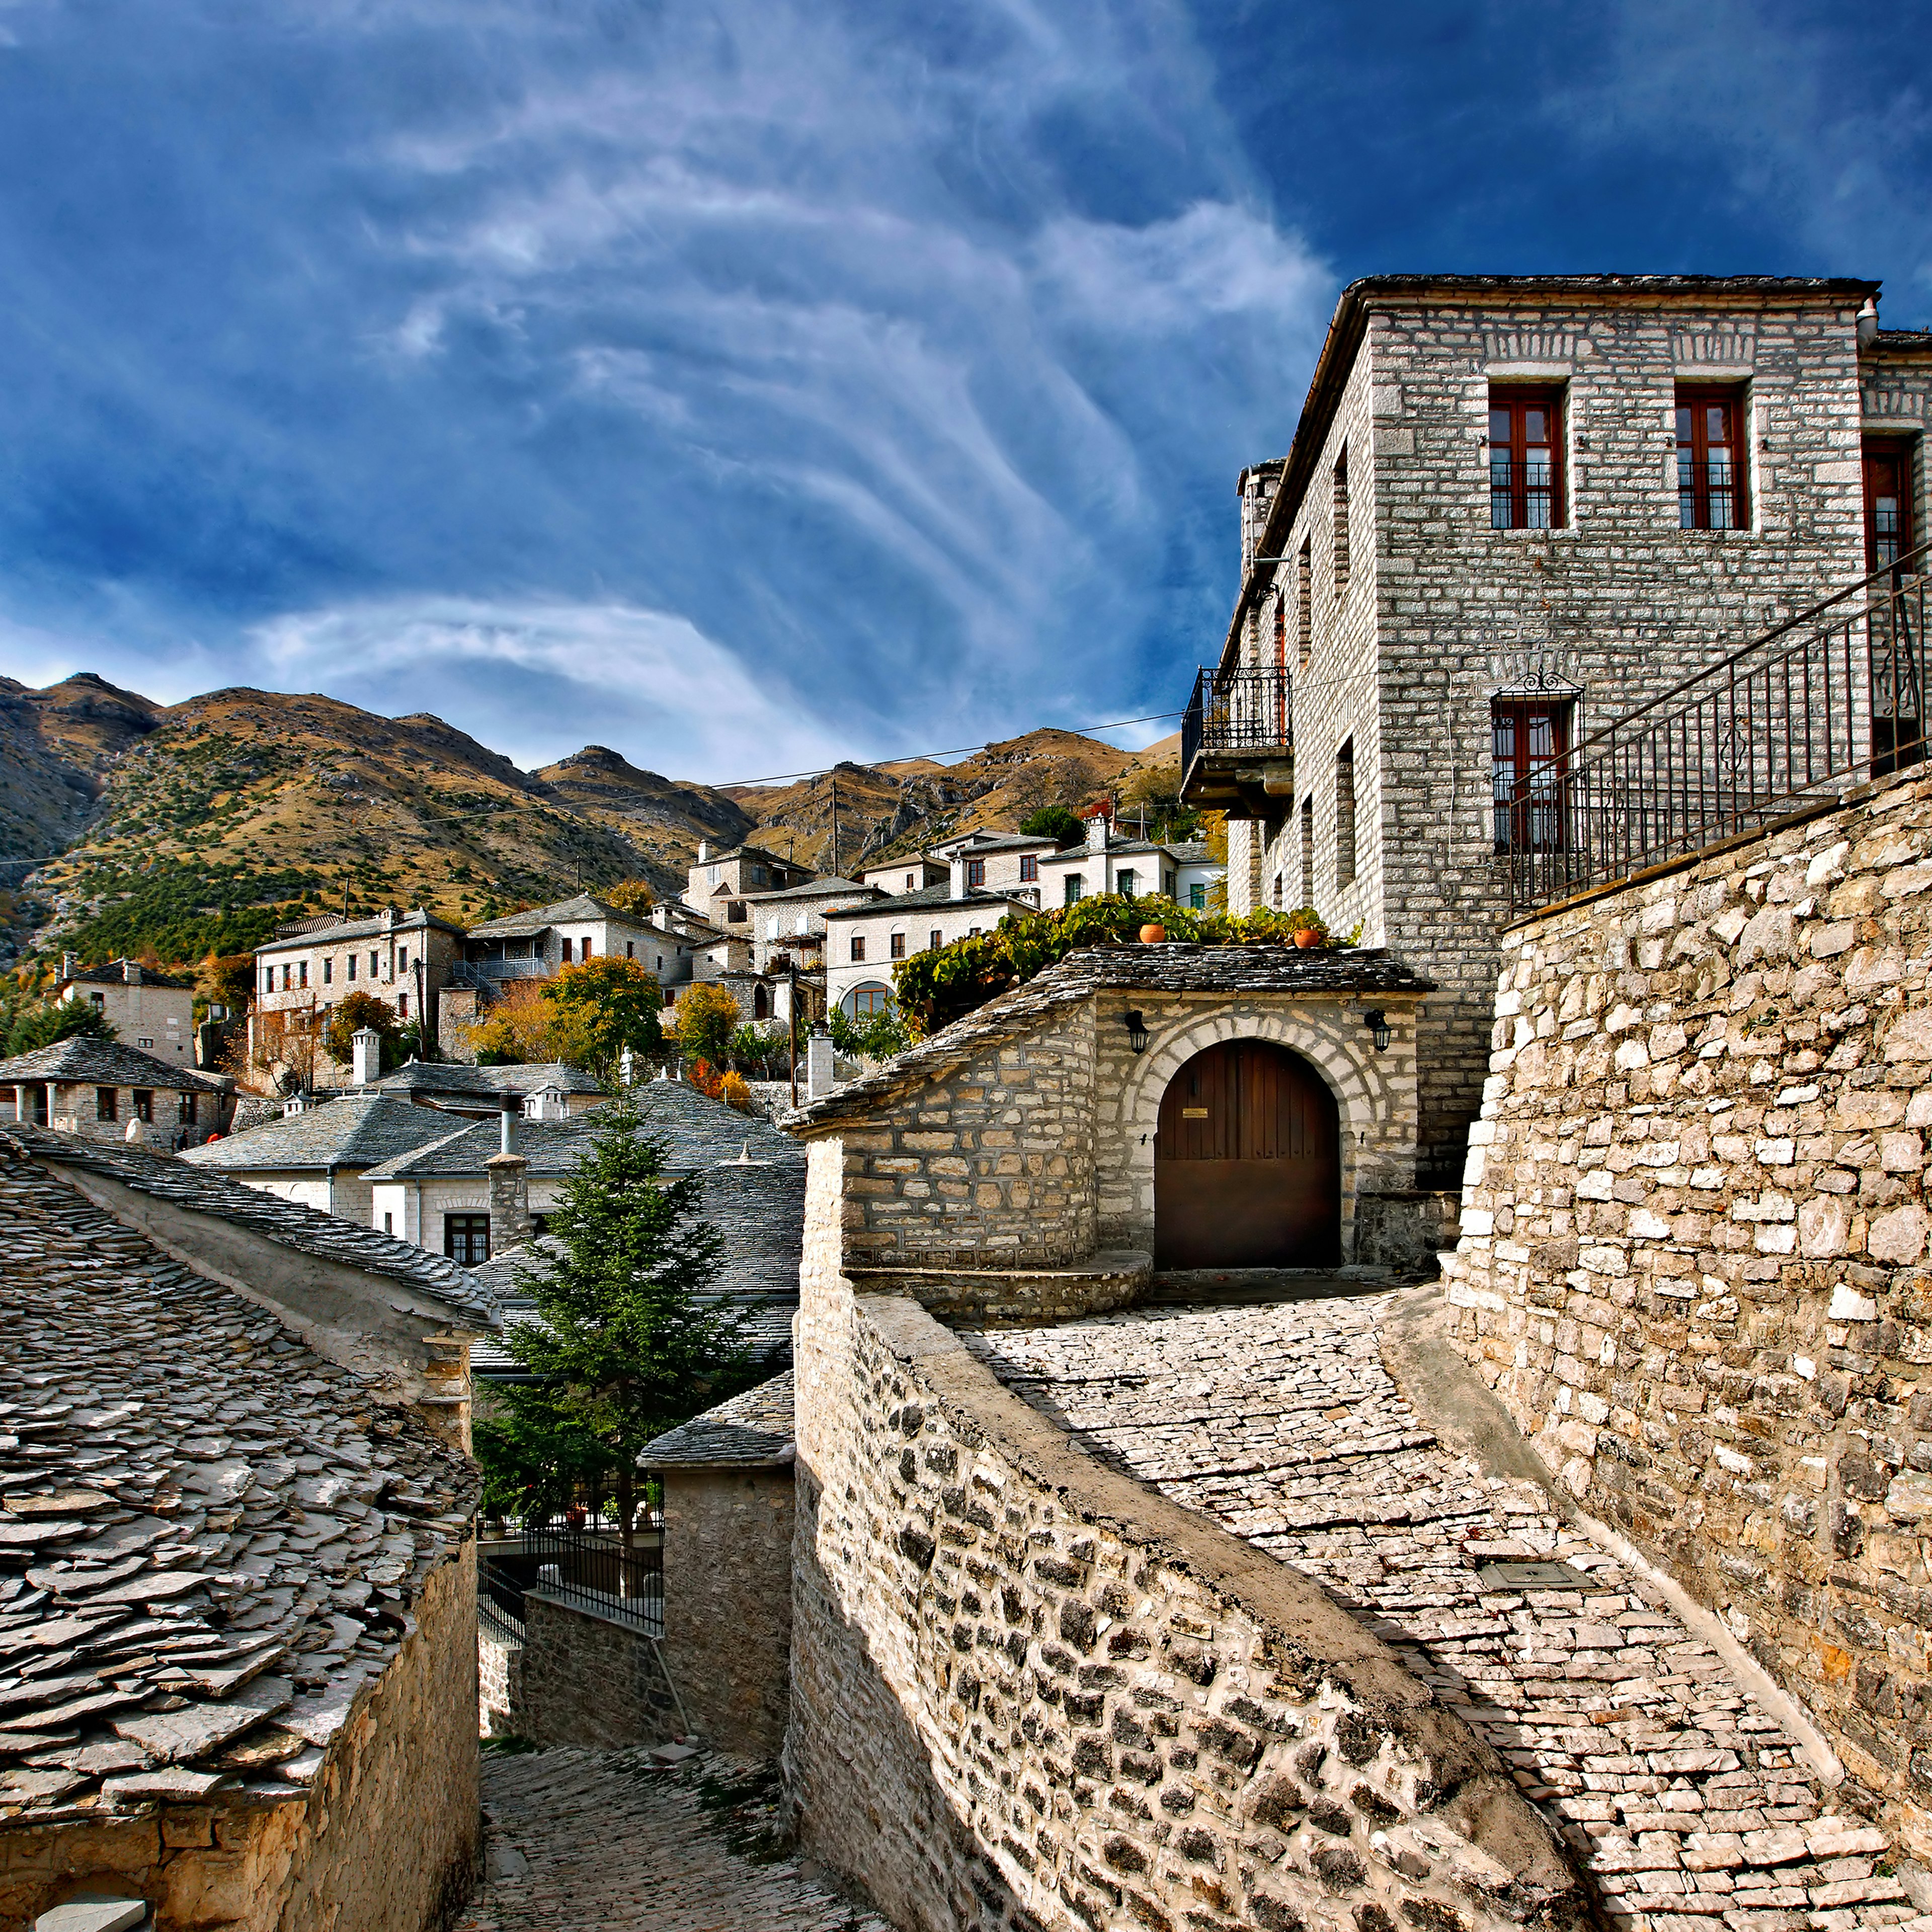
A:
935,832,1057,854
0,1038,224,1093
783,943,1436,1131
178,1092,462,1174
0,1133,479,1821
1037,838,1176,862
370,1062,608,1103
745,876,878,903
822,884,1034,920
258,907,461,953
59,960,195,992
364,1080,801,1181
643,1373,795,1469
464,893,636,939
9,1128,499,1327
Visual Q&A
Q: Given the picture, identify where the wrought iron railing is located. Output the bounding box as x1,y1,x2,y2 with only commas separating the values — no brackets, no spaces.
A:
1180,664,1294,780
450,956,550,989
479,1555,527,1643
1505,543,1929,914
520,1524,664,1635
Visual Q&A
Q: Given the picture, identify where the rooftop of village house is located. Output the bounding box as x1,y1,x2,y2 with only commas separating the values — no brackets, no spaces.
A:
0,1130,479,1824
56,958,195,991
0,1038,226,1093
258,907,461,951
368,1061,607,1104
642,1372,795,1470
462,892,647,939
12,1125,500,1327
178,1090,466,1175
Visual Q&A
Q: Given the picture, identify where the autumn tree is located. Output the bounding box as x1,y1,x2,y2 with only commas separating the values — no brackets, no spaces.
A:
602,879,657,916
325,990,400,1071
673,983,741,1072
463,981,558,1066
541,956,663,1084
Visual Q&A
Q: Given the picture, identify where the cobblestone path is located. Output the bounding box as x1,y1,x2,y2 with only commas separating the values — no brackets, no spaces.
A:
456,1748,895,1932
973,1293,1923,1932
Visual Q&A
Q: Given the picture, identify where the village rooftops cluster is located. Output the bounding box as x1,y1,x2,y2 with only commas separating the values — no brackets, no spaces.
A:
0,1038,224,1097
178,1090,462,1177
0,1130,479,1824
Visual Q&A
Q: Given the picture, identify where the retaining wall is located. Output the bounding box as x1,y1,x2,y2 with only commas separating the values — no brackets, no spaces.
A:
787,1273,1589,1932
1443,765,1932,1843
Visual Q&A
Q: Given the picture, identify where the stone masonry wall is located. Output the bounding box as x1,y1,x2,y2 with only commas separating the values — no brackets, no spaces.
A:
517,1594,682,1749
787,1275,1590,1932
1443,765,1932,1847
826,1003,1100,1269
660,1468,795,1760
5,1544,480,1932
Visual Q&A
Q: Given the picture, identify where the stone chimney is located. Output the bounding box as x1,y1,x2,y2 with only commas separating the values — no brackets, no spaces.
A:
697,841,710,863
487,1150,533,1256
949,855,969,900
351,1026,382,1086
1238,458,1284,578
1084,808,1111,854
123,959,142,986
60,952,77,982
807,1027,837,1101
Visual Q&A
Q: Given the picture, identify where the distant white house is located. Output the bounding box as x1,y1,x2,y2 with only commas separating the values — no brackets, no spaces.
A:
55,956,196,1065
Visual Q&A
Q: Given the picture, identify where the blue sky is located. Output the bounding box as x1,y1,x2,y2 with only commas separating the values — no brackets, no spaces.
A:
0,0,1926,781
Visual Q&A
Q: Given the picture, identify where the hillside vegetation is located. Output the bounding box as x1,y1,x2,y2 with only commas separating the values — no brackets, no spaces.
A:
9,677,1177,967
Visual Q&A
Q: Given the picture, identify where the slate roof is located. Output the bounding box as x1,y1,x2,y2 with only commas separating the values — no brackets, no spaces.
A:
643,1373,795,1470
0,1038,224,1093
464,893,635,939
822,884,1035,921
783,943,1436,1131
257,908,461,954
1037,838,1178,862
0,1132,479,1821
744,876,879,903
10,1127,499,1327
370,1062,607,1104
59,960,195,992
934,832,1058,854
177,1092,461,1175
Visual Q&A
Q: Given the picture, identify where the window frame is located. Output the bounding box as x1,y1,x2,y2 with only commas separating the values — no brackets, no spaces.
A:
850,935,865,963
95,1086,117,1121
1063,874,1084,907
444,1213,492,1266
1488,385,1566,531
965,857,986,888
1117,868,1137,898
1334,738,1357,887
889,931,906,960
1865,436,1917,575
1491,698,1573,854
1675,386,1749,531
132,1090,154,1123
1019,853,1038,882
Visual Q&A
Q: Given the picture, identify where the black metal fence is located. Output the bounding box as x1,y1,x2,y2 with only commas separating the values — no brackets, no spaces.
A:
491,1530,664,1638
1181,664,1294,781
479,1555,527,1644
1505,544,1929,914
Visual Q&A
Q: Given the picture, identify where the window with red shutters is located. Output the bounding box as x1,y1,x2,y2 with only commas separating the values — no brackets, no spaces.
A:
1491,699,1571,852
1488,387,1565,529
1676,388,1747,530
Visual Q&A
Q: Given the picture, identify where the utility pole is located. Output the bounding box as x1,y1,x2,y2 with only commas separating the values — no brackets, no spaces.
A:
829,771,839,879
787,954,799,1108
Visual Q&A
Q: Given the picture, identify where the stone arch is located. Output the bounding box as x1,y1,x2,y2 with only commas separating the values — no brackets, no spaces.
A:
1096,1003,1402,1263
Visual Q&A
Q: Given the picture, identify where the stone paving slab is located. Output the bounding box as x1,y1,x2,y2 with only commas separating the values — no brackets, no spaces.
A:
456,1747,895,1932
971,1293,1927,1932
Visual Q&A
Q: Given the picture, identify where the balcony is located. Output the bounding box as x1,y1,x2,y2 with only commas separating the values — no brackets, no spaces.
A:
1178,665,1295,815
450,955,550,990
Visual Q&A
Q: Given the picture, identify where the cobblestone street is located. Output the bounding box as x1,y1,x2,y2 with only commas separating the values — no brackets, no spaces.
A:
456,1748,895,1932
972,1287,1927,1932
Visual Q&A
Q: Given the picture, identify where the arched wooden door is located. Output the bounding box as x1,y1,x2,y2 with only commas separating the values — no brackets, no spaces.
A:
1154,1040,1340,1268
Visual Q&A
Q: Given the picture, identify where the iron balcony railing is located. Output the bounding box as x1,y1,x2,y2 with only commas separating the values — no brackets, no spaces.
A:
519,1524,664,1635
1180,664,1294,779
1505,542,1930,914
479,1554,528,1644
449,956,550,989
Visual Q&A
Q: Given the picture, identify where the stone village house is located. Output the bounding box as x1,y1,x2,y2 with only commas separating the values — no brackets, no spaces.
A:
0,1039,232,1150
1183,272,1931,1201
53,959,196,1069
0,1125,497,1931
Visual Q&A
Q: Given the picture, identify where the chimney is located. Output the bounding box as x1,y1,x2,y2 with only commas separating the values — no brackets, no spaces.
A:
949,855,969,900
807,1026,837,1101
486,1149,532,1256
123,959,141,986
352,1026,382,1086
1084,808,1110,854
60,952,77,982
498,1090,516,1156
697,841,710,863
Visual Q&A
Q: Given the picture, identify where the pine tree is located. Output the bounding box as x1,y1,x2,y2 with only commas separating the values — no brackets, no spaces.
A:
476,1102,754,1547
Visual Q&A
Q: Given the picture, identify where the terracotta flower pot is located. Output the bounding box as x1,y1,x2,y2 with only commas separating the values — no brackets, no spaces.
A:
1292,927,1323,949
1138,923,1167,945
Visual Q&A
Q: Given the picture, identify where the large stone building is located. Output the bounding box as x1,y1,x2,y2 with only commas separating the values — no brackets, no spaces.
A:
1184,273,1929,1187
54,956,196,1066
0,1037,231,1149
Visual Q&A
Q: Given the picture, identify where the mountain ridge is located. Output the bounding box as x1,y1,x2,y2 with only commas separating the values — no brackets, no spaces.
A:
2,678,1177,966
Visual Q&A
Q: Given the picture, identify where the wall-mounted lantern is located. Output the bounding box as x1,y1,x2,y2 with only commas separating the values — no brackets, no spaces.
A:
1122,1010,1150,1055
1362,1009,1392,1053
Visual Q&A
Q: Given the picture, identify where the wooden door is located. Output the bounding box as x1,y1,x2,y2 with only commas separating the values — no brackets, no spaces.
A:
1154,1041,1340,1268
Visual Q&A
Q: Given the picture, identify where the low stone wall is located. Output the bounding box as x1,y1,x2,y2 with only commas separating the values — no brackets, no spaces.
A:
845,1250,1151,1326
787,1287,1588,1932
660,1468,795,1759
479,1611,525,1738
1353,1190,1462,1275
517,1595,682,1749
5,1544,480,1932
1443,765,1932,1842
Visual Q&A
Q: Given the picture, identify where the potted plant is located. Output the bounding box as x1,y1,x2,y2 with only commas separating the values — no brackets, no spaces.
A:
1138,920,1167,944
1284,907,1328,949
